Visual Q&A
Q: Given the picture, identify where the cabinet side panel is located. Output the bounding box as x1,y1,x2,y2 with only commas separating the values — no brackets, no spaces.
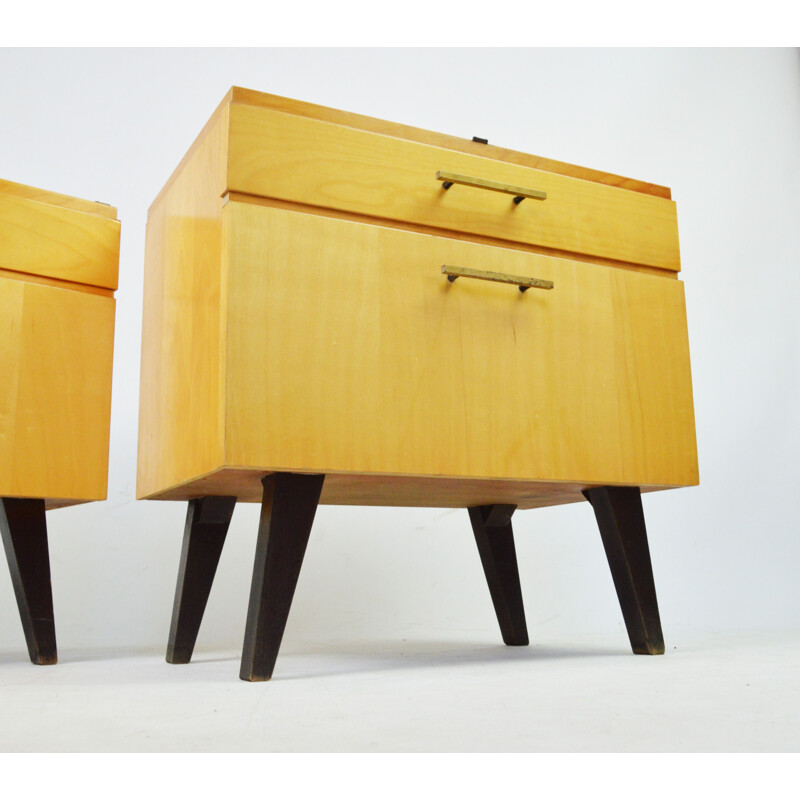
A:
0,279,115,500
136,109,229,499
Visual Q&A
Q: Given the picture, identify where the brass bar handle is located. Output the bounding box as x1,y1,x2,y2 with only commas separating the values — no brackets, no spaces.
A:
436,170,547,204
442,265,554,293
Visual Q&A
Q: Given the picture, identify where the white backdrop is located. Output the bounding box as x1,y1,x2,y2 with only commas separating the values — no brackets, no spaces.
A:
1,48,798,658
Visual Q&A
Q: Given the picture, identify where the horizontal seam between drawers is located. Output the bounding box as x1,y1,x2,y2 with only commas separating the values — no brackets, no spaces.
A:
0,265,116,297
222,191,680,280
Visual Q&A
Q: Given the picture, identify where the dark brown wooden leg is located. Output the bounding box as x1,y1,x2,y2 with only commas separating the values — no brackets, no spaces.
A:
469,504,529,646
240,473,324,682
0,498,57,665
583,486,664,655
166,496,236,664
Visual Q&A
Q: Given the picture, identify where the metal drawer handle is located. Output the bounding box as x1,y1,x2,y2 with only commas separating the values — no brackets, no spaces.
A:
436,170,547,204
442,265,554,293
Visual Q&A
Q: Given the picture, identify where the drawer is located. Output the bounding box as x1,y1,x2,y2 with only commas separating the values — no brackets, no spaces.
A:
0,276,115,501
222,201,697,488
0,187,120,290
227,102,680,271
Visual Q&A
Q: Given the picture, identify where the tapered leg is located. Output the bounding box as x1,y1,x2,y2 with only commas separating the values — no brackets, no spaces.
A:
240,473,325,681
166,496,236,664
0,498,57,665
583,486,664,655
469,504,529,646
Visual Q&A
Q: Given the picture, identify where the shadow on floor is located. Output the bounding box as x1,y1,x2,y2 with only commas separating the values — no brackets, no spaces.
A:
0,638,632,682
192,637,631,681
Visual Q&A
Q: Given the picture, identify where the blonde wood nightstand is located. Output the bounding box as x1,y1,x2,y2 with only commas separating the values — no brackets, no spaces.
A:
138,88,698,680
0,179,119,664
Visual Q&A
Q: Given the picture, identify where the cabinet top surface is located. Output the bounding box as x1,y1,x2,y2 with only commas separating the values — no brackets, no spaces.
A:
0,178,118,220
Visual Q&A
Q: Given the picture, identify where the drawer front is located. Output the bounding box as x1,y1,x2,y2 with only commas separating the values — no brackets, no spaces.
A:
0,192,120,290
0,277,115,500
227,103,681,271
223,202,697,488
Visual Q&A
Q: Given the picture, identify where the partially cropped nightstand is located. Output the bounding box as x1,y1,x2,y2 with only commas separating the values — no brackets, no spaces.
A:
1,179,118,664
138,88,697,680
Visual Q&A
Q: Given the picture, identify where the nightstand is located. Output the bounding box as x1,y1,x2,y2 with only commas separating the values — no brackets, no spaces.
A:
1,179,119,664
138,88,697,680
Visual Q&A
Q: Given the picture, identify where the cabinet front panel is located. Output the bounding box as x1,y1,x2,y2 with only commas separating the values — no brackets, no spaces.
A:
0,278,115,500
227,103,681,272
224,202,697,488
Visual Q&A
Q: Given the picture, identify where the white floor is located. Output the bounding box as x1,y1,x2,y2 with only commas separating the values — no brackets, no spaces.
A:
1,629,798,752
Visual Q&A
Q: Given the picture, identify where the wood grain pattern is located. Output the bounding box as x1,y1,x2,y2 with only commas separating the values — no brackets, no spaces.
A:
0,191,120,290
229,88,672,200
227,103,680,271
136,106,230,500
219,202,697,491
0,278,115,502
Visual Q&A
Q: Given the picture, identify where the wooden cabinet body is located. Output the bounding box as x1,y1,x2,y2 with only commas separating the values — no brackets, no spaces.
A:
143,88,698,680
0,180,118,507
1,178,118,665
138,88,698,509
